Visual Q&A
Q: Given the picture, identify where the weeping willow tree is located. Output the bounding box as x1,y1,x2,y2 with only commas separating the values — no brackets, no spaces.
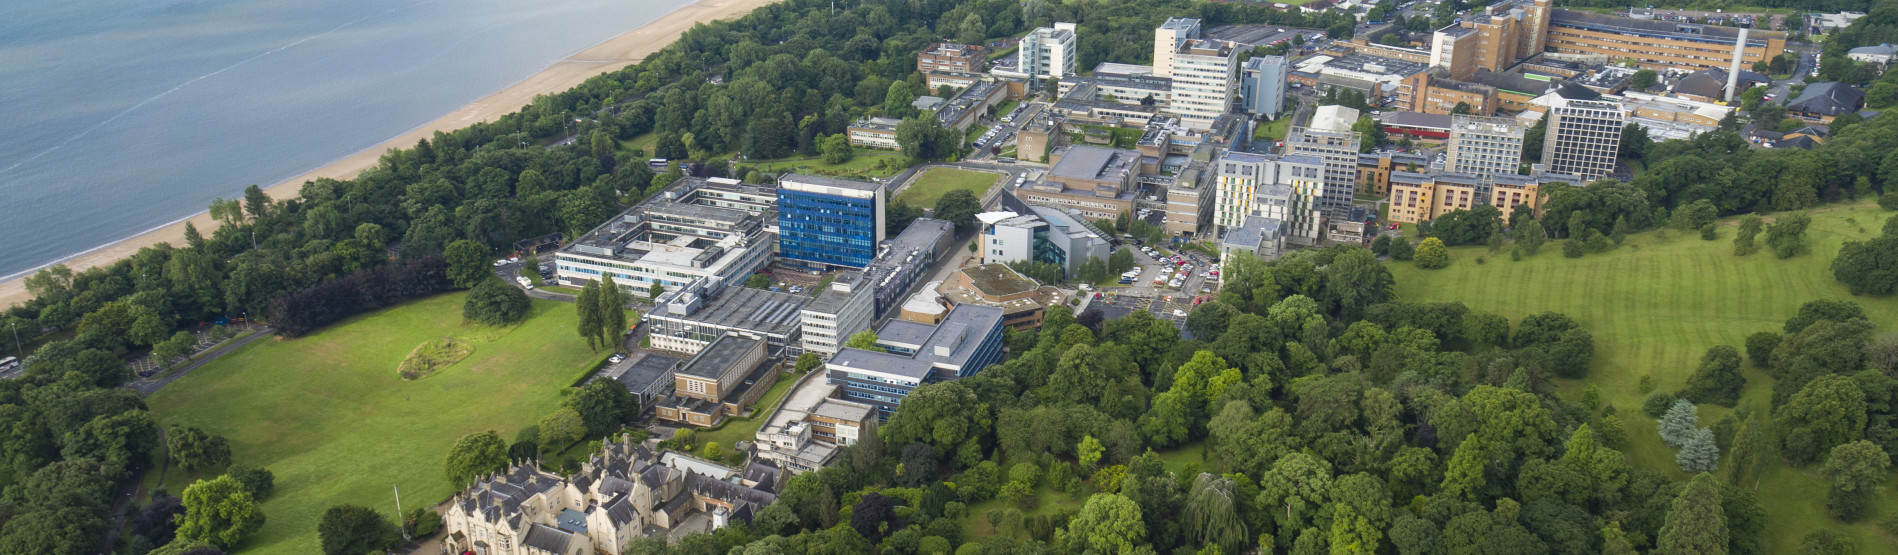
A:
1183,473,1249,554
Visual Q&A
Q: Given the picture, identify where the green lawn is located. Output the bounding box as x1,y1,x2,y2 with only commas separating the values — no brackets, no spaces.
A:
147,293,609,554
897,168,1000,208
1254,117,1292,141
1389,201,1898,552
751,151,908,180
691,371,798,450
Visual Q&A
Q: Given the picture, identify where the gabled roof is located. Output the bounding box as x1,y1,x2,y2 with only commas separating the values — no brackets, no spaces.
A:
1552,81,1601,101
1787,82,1866,116
1672,68,1769,99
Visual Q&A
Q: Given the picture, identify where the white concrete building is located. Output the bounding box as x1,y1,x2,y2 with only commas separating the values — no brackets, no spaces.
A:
1014,23,1079,79
1446,114,1525,177
556,178,774,295
1540,98,1624,181
799,271,875,356
1286,105,1364,218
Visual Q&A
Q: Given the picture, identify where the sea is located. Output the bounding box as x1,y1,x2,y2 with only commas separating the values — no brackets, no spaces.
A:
0,0,690,282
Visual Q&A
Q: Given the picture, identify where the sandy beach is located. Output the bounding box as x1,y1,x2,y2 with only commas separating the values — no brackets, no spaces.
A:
0,0,777,310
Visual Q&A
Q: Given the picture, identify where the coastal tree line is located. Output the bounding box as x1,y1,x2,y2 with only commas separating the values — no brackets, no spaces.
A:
0,0,1355,552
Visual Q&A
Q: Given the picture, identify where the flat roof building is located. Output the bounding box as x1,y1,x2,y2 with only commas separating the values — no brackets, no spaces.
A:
556,177,775,296
1446,115,1526,177
824,304,1006,417
1240,56,1291,117
978,202,1113,279
862,218,958,318
754,378,879,473
777,175,886,269
647,277,810,356
654,334,778,427
1287,107,1364,219
800,272,874,356
1540,98,1623,181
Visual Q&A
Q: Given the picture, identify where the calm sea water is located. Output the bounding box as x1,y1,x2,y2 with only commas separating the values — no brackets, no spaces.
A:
0,0,688,281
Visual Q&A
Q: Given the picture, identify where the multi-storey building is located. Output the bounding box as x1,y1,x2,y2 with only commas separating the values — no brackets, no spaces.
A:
1545,10,1785,72
1013,23,1079,79
1167,38,1241,129
918,42,989,74
1212,151,1277,230
1239,56,1290,117
1015,145,1143,220
755,379,880,473
824,304,1006,417
1153,18,1200,79
646,277,808,356
1540,99,1624,181
1286,105,1364,218
1386,169,1581,224
556,178,774,295
1257,155,1327,245
442,439,777,555
1357,151,1430,197
979,204,1113,279
1446,114,1525,177
1165,160,1215,238
654,334,778,427
844,117,902,150
777,175,885,269
799,272,874,356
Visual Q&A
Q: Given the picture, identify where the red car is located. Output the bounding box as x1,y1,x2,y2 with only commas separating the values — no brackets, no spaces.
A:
1387,223,1401,230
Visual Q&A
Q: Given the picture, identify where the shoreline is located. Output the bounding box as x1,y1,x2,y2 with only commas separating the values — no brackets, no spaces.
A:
0,0,777,310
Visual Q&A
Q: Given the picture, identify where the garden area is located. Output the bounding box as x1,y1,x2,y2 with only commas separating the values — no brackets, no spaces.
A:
896,167,1001,208
146,293,609,554
1387,201,1898,552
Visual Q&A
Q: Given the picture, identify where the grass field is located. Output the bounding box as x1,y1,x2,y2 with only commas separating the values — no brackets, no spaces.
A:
692,372,797,449
897,167,999,208
1254,117,1292,141
751,151,909,179
1389,201,1898,552
147,293,608,554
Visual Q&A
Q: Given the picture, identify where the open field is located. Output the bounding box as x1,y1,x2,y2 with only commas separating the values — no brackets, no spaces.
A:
147,293,608,554
1390,201,1898,552
898,167,999,208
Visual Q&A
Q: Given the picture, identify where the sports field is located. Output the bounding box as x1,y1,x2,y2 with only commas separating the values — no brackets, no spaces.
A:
897,167,999,208
147,293,607,554
1390,201,1898,552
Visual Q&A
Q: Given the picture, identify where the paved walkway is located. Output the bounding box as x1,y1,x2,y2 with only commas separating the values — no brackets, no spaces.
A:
127,327,273,397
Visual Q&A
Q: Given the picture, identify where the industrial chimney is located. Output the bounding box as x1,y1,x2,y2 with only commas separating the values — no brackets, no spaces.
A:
1726,28,1749,103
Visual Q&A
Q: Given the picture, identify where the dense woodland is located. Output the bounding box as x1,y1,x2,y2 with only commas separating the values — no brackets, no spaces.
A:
604,247,1896,555
2,0,1897,552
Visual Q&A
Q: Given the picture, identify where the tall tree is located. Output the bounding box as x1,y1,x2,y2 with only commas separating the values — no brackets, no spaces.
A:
1058,493,1147,554
443,240,490,289
1323,248,1394,319
1659,399,1700,448
1680,345,1746,406
1655,473,1726,555
598,274,627,350
577,281,603,351
934,189,983,231
168,426,232,472
177,475,266,549
443,431,509,487
1182,474,1247,554
1821,440,1890,521
1676,427,1719,473
318,505,400,555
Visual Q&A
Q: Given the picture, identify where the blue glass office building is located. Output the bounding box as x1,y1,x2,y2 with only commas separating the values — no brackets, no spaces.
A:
777,175,886,268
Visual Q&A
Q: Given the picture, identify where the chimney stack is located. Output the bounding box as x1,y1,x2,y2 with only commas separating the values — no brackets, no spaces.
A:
1726,28,1749,103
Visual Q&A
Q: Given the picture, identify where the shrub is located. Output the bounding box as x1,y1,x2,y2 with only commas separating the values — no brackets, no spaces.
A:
1562,239,1584,258
1415,238,1450,269
1880,193,1898,211
1643,390,1679,418
1699,223,1717,241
